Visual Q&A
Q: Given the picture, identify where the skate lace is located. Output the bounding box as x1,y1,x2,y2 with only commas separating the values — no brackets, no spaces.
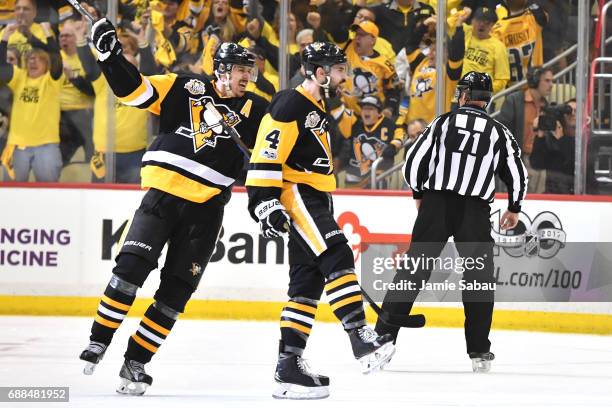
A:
86,341,106,355
358,326,378,343
296,357,316,377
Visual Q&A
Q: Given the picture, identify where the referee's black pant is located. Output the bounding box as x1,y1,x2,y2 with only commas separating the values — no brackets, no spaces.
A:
375,190,495,354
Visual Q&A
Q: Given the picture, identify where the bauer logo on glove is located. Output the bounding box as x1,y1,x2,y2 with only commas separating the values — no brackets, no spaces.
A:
255,199,290,238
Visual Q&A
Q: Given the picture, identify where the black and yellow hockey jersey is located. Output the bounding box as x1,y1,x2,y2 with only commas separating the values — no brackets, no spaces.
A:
103,62,268,203
493,10,544,83
245,85,336,205
344,116,398,184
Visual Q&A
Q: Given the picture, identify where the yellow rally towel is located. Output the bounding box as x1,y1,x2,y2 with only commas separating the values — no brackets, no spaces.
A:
90,151,105,179
0,143,15,180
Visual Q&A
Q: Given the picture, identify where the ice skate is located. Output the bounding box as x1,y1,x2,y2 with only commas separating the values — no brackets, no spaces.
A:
469,352,495,373
79,341,107,375
116,359,153,395
273,355,330,400
349,326,395,374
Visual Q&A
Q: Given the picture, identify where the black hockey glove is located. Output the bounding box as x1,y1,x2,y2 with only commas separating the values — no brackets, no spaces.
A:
254,199,290,238
91,18,122,62
382,143,398,159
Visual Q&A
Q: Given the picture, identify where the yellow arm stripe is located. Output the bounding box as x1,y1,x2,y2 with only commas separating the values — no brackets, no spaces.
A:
95,315,121,329
325,274,358,292
131,333,159,352
280,321,312,335
330,295,363,311
142,316,171,336
145,74,178,115
287,301,317,315
120,75,154,106
101,295,131,311
448,59,463,70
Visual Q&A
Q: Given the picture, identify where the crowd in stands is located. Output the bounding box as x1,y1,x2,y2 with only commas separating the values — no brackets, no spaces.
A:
0,0,599,195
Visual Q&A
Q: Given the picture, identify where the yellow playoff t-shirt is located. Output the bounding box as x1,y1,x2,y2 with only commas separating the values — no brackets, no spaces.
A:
92,76,148,153
462,25,510,93
60,51,94,111
7,67,62,147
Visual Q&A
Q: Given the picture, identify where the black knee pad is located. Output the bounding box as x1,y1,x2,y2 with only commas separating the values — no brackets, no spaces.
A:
112,253,156,287
288,264,325,300
154,275,195,313
317,243,355,278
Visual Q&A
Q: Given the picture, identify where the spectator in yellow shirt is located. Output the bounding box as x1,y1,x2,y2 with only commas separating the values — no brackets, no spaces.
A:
462,7,510,94
0,0,47,66
58,21,94,165
0,22,63,182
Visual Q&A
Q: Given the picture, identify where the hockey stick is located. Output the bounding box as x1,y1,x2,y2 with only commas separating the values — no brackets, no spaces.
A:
64,0,96,23
207,102,425,328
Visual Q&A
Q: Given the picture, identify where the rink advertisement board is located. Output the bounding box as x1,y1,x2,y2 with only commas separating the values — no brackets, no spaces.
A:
1,184,611,332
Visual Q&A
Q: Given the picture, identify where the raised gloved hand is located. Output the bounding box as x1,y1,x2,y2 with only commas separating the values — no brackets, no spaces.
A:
91,18,122,62
255,199,290,238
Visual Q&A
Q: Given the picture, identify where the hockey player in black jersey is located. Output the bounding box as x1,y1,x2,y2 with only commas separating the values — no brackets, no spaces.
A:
78,18,268,395
245,42,395,400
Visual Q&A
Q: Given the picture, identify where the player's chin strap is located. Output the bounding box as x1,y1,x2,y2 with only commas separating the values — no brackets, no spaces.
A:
215,70,234,98
309,73,332,99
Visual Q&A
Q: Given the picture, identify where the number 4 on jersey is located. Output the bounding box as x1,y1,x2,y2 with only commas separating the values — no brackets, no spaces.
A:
265,129,281,150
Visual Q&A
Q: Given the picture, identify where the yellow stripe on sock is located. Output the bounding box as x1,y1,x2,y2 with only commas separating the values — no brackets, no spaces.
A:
131,333,159,353
95,314,121,329
325,274,358,292
101,295,131,312
142,316,171,336
286,301,317,315
280,320,312,334
330,295,363,311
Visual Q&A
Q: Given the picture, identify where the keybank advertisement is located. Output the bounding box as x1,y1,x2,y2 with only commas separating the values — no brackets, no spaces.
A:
1,187,612,305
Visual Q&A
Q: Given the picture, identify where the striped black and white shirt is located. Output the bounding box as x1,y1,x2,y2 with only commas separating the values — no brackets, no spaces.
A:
403,105,528,213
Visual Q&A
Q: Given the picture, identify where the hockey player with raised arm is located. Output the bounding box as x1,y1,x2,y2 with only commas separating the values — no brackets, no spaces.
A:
245,42,395,400
77,18,268,395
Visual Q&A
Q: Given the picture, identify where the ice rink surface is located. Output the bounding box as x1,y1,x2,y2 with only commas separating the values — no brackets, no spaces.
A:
0,316,610,408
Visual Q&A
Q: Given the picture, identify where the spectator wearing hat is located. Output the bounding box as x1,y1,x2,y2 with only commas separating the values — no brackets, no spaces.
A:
343,20,401,118
462,6,510,94
340,95,400,188
369,0,435,54
396,10,467,136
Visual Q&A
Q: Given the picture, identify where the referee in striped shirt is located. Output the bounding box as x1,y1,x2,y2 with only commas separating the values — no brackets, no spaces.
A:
375,71,527,371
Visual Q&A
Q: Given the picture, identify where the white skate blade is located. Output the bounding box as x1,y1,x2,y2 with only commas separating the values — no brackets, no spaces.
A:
359,342,396,374
272,382,329,400
83,362,97,375
116,378,149,396
471,359,492,373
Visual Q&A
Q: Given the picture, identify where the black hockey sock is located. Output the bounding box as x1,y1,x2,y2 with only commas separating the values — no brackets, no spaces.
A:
279,297,318,357
90,276,137,345
125,302,178,364
324,270,367,331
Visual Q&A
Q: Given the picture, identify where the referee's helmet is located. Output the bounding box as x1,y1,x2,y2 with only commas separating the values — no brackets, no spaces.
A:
456,71,493,103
